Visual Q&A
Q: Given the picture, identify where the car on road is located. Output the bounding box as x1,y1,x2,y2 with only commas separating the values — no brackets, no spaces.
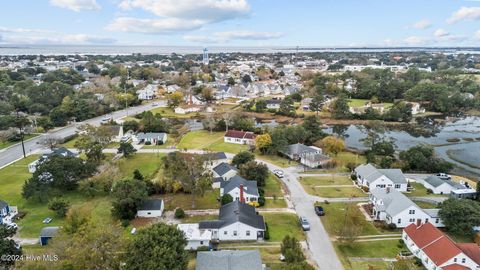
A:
43,218,52,224
314,205,325,216
436,173,451,180
299,216,310,231
100,116,112,124
273,169,284,178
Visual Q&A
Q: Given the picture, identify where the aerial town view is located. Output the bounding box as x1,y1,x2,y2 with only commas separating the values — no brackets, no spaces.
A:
1,1,480,270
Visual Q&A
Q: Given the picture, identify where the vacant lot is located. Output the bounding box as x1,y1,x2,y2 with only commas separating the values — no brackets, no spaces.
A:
116,153,165,179
299,175,353,186
304,185,366,198
263,212,305,242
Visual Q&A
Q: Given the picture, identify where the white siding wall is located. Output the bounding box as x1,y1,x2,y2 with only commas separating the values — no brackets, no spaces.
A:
185,239,210,250
218,222,262,241
224,187,258,202
424,182,453,195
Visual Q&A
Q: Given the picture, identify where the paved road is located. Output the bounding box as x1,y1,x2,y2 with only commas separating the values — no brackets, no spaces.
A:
0,101,166,169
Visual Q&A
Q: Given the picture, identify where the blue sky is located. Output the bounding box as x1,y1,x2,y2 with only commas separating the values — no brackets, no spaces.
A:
0,0,479,46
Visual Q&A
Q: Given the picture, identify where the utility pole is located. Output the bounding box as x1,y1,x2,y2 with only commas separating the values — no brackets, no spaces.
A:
16,111,26,158
124,67,129,116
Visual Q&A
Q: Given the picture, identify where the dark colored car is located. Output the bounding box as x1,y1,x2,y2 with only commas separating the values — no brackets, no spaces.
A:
314,205,325,216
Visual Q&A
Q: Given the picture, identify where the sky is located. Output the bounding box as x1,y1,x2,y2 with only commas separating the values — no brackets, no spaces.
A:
0,0,479,47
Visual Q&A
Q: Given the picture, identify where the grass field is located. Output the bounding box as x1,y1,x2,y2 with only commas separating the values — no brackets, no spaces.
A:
413,200,438,209
319,202,400,237
163,190,219,210
299,175,353,186
406,182,443,197
348,99,394,109
263,213,305,241
115,153,165,179
264,174,283,197
304,186,366,198
176,130,248,154
149,107,194,118
264,198,287,208
255,153,298,168
181,214,217,223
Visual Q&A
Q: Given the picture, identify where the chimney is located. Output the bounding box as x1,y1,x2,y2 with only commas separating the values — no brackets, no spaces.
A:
240,184,245,203
416,219,422,227
386,187,391,194
189,94,193,105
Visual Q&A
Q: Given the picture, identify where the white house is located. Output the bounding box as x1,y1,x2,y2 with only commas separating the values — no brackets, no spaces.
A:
28,148,77,173
177,223,212,250
220,175,259,203
174,104,202,114
212,162,237,188
198,201,265,241
421,176,476,198
203,152,228,169
370,188,444,228
403,222,480,270
136,84,157,100
406,102,425,115
166,84,181,93
136,199,164,218
354,164,408,192
134,132,167,145
224,130,256,145
0,200,18,225
265,99,281,110
280,143,332,168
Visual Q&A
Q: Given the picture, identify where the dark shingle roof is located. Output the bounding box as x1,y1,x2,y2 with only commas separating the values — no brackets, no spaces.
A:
40,227,59,237
281,143,319,156
199,220,225,229
213,162,237,176
221,175,258,196
138,199,163,211
205,152,227,161
219,201,265,230
195,250,263,270
0,200,8,209
136,132,167,140
224,130,256,140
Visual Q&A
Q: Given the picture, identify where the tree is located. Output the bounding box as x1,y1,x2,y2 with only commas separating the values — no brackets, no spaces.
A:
124,223,188,270
163,153,212,208
227,77,235,86
255,133,272,154
320,136,345,156
255,100,267,112
399,144,453,173
281,235,305,263
242,74,252,83
48,197,70,217
0,225,21,269
302,115,326,144
239,161,269,187
332,94,351,119
133,169,144,181
371,140,395,157
40,136,62,150
167,91,184,108
232,151,255,167
221,194,233,205
111,179,148,220
278,96,295,116
439,199,480,237
309,95,324,114
118,142,137,157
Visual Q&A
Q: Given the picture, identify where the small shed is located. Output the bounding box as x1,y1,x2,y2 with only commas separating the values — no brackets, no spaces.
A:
39,226,59,246
137,199,164,218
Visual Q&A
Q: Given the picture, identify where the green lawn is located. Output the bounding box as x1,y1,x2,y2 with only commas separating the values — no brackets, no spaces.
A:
255,153,298,168
205,140,248,154
0,155,115,238
299,175,353,186
115,153,165,179
263,213,305,241
177,130,224,150
348,99,369,107
332,151,366,172
141,138,176,149
61,137,119,149
406,182,443,197
263,174,283,197
163,190,219,210
305,186,366,198
0,134,38,149
319,202,400,237
264,198,287,208
149,107,194,118
413,200,438,209
181,214,217,223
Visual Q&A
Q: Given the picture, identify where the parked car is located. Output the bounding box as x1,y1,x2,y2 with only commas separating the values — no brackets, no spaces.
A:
273,169,284,178
7,223,18,229
314,205,325,216
299,216,310,231
43,218,52,224
436,173,451,180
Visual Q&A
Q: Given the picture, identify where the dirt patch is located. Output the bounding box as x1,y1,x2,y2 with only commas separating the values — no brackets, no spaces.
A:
131,218,156,228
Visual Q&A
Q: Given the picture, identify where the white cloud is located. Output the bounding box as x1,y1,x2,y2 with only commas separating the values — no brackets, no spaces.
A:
184,30,283,43
476,30,480,40
0,27,54,34
447,6,480,23
404,36,429,45
0,26,116,44
409,19,432,29
118,0,250,22
49,0,100,11
105,17,205,34
434,28,449,37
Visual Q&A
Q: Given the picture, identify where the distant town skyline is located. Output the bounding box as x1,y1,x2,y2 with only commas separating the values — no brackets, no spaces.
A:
0,0,479,47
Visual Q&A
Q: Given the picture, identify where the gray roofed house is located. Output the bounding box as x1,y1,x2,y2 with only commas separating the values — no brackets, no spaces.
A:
280,143,331,168
423,175,476,198
354,164,407,192
370,188,444,228
218,201,265,230
212,162,237,179
137,199,164,218
28,147,78,173
195,250,265,270
135,132,167,145
220,175,259,203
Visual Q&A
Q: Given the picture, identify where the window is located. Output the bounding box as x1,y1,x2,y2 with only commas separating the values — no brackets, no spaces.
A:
200,241,204,245
462,258,466,263
454,258,457,262
233,231,237,236
224,231,227,235
377,184,386,188
147,212,151,215
435,219,439,224
425,218,429,223
395,184,401,189
397,219,401,224
409,210,415,214
246,231,250,236
409,218,415,222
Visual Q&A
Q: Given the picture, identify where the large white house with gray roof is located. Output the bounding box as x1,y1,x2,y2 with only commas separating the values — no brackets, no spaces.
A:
220,175,259,203
421,175,476,198
198,201,265,241
354,164,408,192
370,189,444,228
212,162,238,188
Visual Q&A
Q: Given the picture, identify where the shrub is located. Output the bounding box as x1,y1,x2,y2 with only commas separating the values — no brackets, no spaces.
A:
361,186,369,192
350,174,357,180
264,223,270,240
258,196,265,207
145,141,151,145
157,140,164,145
175,208,185,219
388,223,397,230
197,246,210,251
346,162,357,172
48,197,70,217
121,219,130,227
426,189,433,194
221,194,233,205
397,239,405,248
258,187,265,197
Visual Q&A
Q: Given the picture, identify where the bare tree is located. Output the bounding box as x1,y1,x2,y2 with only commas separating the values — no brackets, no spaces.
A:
41,136,63,150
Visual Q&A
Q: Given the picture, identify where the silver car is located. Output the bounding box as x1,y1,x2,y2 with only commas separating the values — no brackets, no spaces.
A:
299,216,310,231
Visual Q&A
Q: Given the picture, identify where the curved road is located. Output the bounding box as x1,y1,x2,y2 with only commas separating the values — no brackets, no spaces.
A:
0,101,166,169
